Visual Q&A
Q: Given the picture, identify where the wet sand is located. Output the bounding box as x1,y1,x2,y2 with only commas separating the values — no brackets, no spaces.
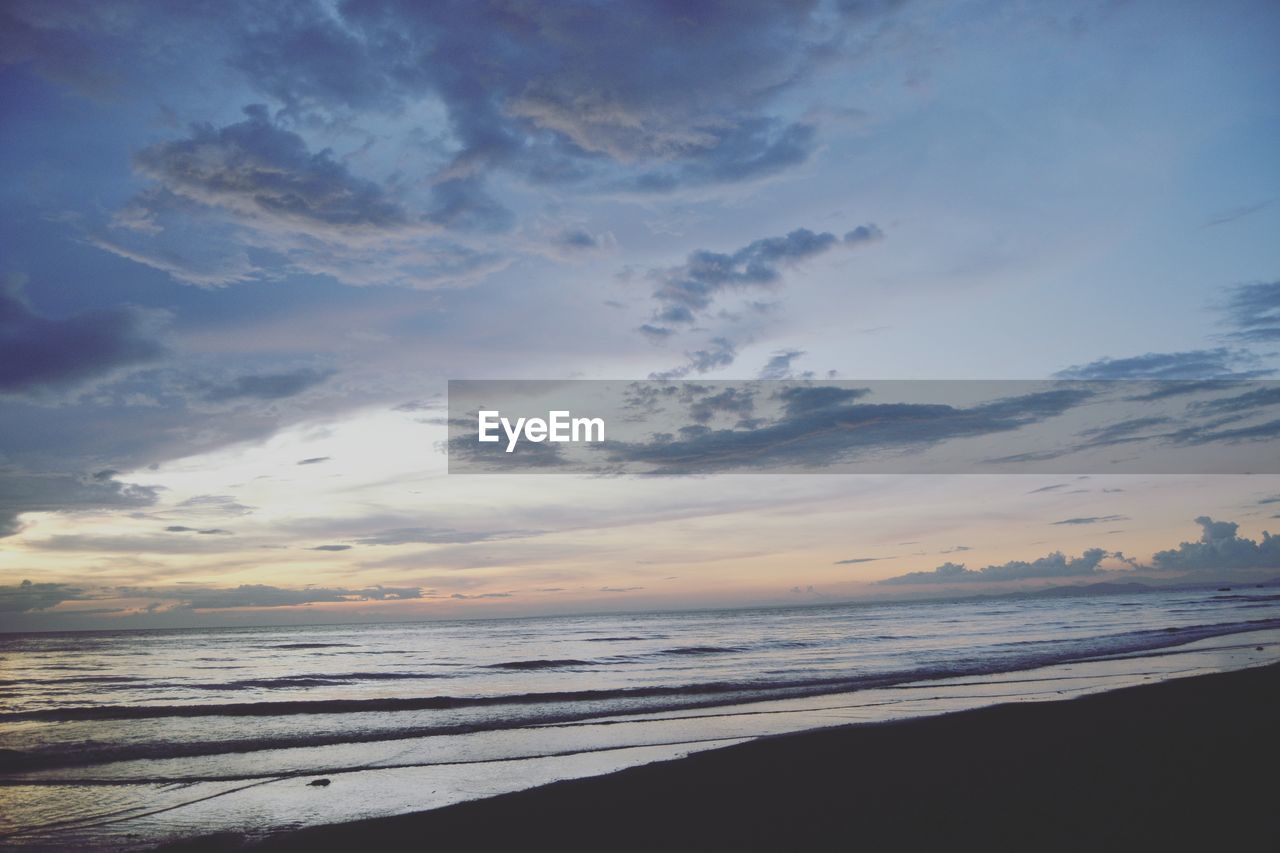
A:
165,661,1280,852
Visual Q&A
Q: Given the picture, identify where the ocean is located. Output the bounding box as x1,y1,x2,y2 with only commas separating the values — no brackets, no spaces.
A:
2,586,1279,848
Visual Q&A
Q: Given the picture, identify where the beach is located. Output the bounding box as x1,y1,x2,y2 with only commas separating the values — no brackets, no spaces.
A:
234,661,1279,852
3,592,1278,849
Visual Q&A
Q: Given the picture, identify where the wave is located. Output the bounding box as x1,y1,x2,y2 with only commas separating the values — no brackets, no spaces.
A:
4,617,1275,730
485,659,595,670
0,675,146,687
261,643,357,650
188,672,454,690
1,628,1276,777
652,646,741,656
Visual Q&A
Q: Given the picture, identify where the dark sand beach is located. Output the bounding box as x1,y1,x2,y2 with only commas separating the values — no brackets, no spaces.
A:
170,662,1279,852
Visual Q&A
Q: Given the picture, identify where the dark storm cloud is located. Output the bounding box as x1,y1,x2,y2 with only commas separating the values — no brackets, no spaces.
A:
1055,348,1266,380
880,548,1111,585
1,288,165,395
647,227,881,325
0,580,82,612
0,470,159,538
604,387,1092,472
1151,517,1280,571
134,105,409,230
1223,281,1280,342
200,367,335,402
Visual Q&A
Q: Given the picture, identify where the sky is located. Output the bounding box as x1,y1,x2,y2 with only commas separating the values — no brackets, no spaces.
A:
2,0,1280,631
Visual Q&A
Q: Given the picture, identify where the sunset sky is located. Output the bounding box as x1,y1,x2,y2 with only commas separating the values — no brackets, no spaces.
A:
2,0,1279,630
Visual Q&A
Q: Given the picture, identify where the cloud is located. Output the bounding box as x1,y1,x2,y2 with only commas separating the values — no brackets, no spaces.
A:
552,229,604,252
134,105,409,231
157,583,422,609
1151,516,1280,571
881,516,1280,585
353,527,540,546
308,544,352,552
881,548,1112,585
1205,199,1273,227
637,323,677,341
164,526,233,535
106,109,508,288
834,557,885,565
174,494,255,517
687,387,756,424
650,337,738,380
1,286,165,395
619,120,818,191
1052,515,1128,525
1224,281,1280,342
1055,348,1266,380
1187,386,1280,418
604,387,1092,473
775,385,870,416
242,1,862,190
0,580,81,612
297,456,331,465
646,227,881,325
1076,416,1172,442
0,469,159,538
200,367,335,402
1169,417,1280,446
759,349,807,380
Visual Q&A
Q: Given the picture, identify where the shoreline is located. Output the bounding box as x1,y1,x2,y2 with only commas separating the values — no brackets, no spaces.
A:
167,660,1280,852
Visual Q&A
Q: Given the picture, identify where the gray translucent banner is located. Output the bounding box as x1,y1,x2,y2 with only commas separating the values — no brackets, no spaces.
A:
446,379,1280,475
